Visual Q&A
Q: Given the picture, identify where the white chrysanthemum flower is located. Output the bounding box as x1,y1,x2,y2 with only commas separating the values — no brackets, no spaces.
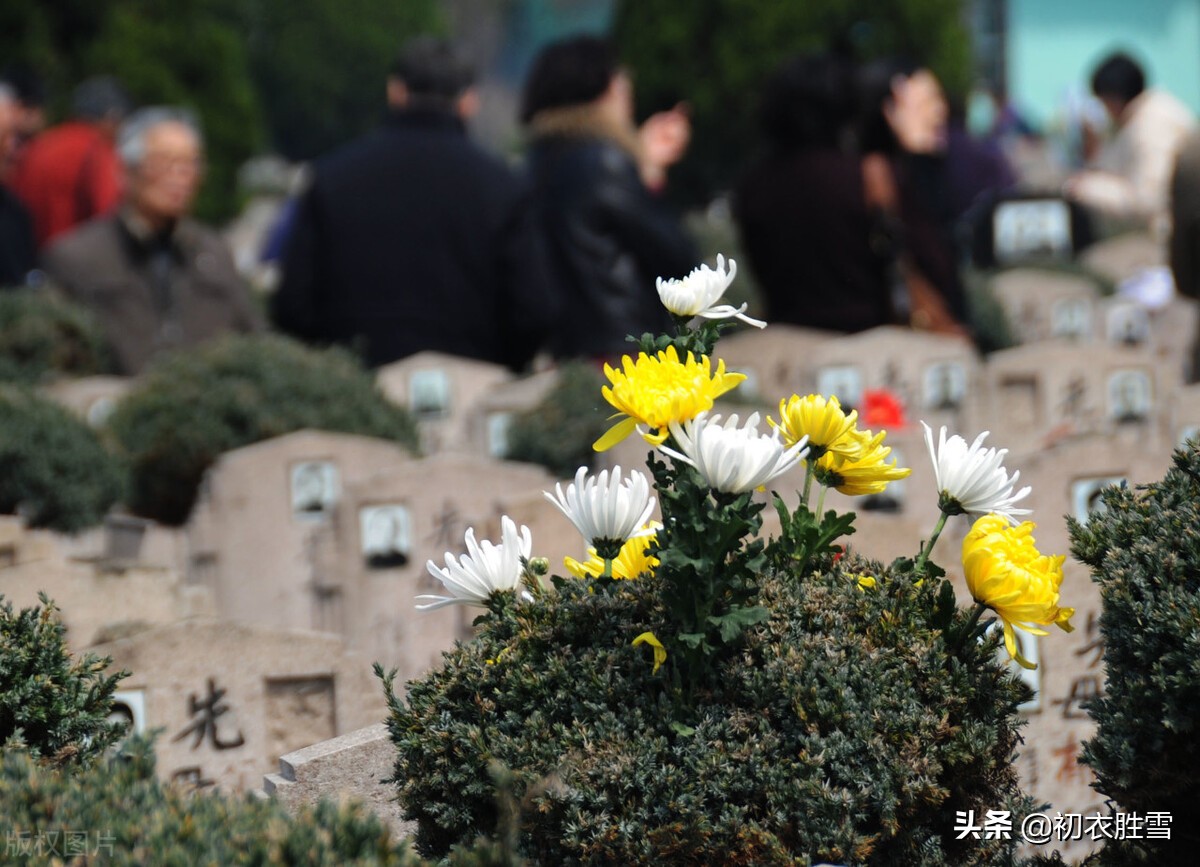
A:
545,465,657,555
656,254,766,328
921,421,1032,522
417,516,532,610
661,411,809,494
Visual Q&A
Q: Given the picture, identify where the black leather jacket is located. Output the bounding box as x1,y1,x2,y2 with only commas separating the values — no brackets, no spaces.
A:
526,135,697,359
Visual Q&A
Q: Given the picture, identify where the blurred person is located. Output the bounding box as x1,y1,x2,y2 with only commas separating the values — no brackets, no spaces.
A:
1065,52,1196,236
0,63,48,163
520,35,697,360
0,84,35,286
734,53,897,332
274,36,557,371
11,75,131,248
41,107,261,374
1171,129,1200,380
857,59,969,336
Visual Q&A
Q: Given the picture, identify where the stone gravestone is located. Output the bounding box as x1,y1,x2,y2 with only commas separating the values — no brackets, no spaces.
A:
987,268,1101,345
89,619,384,793
976,340,1180,456
959,432,1176,863
467,368,560,460
807,325,981,431
186,430,414,637
321,452,559,684
376,351,513,455
1078,232,1165,286
1169,383,1200,448
0,516,213,649
712,324,835,408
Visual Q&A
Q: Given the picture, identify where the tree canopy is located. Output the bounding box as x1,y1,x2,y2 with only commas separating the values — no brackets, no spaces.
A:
613,0,971,205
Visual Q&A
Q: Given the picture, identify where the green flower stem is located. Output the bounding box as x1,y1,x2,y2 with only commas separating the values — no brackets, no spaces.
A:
602,558,614,579
815,483,828,517
802,459,815,509
956,601,990,652
914,511,949,574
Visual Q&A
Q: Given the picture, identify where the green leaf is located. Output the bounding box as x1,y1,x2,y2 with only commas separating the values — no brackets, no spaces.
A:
707,606,770,643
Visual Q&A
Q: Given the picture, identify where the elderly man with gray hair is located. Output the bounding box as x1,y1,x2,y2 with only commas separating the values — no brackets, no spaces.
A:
41,106,261,374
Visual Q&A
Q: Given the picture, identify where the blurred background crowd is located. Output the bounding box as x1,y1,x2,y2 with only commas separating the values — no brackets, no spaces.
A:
1,0,1198,376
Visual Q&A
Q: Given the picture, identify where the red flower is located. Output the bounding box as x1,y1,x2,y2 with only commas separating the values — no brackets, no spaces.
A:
862,388,907,429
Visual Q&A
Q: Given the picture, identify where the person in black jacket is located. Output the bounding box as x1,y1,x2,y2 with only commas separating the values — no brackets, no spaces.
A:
273,37,558,371
521,36,697,361
0,83,35,287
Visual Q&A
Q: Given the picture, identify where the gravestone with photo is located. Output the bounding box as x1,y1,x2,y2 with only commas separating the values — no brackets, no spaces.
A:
376,351,513,455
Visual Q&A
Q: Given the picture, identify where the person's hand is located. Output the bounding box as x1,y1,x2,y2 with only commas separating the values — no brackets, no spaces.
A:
638,103,690,190
884,70,947,154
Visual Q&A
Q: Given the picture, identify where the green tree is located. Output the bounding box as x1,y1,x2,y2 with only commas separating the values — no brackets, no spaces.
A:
84,0,263,222
0,593,128,765
1071,445,1200,862
613,0,971,205
237,0,444,160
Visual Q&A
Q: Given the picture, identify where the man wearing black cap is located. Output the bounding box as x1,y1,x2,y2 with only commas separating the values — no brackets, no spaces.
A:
274,37,558,372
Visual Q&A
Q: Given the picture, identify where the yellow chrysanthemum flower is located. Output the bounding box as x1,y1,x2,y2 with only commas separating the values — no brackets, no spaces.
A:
962,514,1074,670
594,346,744,451
814,429,911,495
769,394,862,460
564,524,660,580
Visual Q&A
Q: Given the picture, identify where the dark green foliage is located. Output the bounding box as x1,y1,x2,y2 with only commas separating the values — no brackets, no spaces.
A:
0,593,128,765
106,335,418,525
0,388,124,532
384,553,1035,865
0,290,112,384
1070,444,1200,863
0,0,443,221
0,1,263,222
235,0,444,160
84,0,263,221
0,736,426,865
613,0,971,205
504,364,610,477
647,452,769,688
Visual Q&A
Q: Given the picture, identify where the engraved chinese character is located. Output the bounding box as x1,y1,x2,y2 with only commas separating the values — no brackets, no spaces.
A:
172,678,245,750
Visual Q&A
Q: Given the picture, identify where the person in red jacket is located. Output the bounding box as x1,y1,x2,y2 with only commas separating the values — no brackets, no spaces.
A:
10,76,130,249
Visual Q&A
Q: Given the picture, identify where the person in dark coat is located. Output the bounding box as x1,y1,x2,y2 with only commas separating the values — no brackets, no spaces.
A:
41,107,261,374
273,37,557,372
0,83,35,287
734,53,897,333
520,35,697,361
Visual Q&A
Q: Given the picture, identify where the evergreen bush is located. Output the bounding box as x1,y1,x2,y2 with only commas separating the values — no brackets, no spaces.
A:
0,291,112,384
105,335,419,525
1071,445,1200,862
0,593,128,765
385,553,1035,865
0,736,528,866
383,268,1063,865
0,388,125,532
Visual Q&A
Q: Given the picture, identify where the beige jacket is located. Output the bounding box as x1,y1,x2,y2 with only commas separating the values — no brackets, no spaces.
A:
1072,89,1196,232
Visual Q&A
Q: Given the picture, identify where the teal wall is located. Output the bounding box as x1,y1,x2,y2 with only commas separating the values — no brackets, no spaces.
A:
1009,0,1200,127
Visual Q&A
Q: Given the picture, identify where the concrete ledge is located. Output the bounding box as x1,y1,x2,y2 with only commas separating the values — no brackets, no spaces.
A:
263,723,414,838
